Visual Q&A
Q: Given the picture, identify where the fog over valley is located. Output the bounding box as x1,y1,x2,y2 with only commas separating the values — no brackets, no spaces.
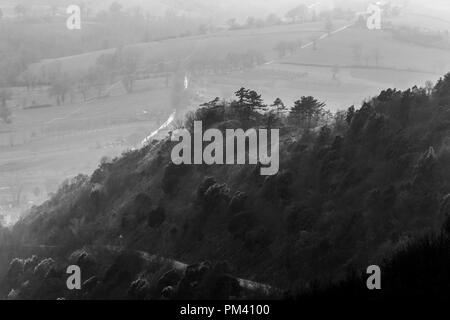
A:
1,0,450,303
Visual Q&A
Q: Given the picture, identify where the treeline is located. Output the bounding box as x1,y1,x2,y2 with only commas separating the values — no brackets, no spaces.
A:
21,46,159,107
183,87,332,134
186,50,266,75
21,48,267,109
227,5,355,31
0,1,211,87
391,26,450,50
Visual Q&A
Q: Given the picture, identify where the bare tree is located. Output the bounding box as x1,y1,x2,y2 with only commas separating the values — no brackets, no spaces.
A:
266,13,281,25
227,18,238,29
0,89,12,124
325,18,333,34
14,4,27,18
109,1,123,14
285,4,308,23
121,49,140,93
331,65,340,80
372,48,382,67
275,41,288,58
48,74,72,106
351,42,363,66
78,78,90,102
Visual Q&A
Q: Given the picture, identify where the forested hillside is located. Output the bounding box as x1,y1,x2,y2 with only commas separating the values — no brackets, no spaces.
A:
2,73,450,299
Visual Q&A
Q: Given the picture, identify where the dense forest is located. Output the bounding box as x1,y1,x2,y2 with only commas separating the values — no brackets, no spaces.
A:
2,72,450,299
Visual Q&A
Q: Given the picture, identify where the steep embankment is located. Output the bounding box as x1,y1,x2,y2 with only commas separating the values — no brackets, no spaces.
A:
3,73,450,299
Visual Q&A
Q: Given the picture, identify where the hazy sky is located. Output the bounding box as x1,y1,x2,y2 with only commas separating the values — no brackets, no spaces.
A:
1,0,450,23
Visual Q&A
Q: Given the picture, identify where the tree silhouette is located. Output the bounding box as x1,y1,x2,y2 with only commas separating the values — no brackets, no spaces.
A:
331,65,340,80
289,96,325,129
285,4,308,23
14,4,26,18
235,87,249,105
425,80,434,96
325,18,333,34
109,1,122,14
233,88,266,123
351,42,363,66
271,98,286,116
0,89,12,124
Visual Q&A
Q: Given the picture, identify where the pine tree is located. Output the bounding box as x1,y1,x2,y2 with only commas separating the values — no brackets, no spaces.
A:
235,87,249,105
289,96,325,129
247,90,266,112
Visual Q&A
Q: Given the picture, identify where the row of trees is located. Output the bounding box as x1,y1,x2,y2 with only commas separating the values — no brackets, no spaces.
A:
227,4,321,28
37,46,143,107
194,87,328,132
187,50,265,75
233,87,327,130
0,89,12,124
351,42,383,67
274,40,303,58
227,4,349,32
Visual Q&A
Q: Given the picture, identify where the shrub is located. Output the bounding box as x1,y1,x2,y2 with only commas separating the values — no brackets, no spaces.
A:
33,258,56,279
128,277,151,299
197,176,217,200
202,183,230,212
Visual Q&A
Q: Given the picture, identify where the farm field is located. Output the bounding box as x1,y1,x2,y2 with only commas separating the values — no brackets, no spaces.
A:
197,20,449,110
0,79,174,224
27,19,352,77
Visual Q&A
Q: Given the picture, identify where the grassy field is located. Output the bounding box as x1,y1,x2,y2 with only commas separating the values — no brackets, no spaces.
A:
191,20,449,110
0,77,174,224
27,19,351,76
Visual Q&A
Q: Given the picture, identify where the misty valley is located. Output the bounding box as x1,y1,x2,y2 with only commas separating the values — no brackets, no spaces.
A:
0,0,450,307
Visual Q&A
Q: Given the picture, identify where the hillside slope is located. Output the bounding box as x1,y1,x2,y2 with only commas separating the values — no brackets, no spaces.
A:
3,73,450,299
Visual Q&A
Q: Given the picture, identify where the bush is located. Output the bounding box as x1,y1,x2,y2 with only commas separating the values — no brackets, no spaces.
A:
197,176,217,200
202,183,230,212
128,277,151,299
33,258,56,279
